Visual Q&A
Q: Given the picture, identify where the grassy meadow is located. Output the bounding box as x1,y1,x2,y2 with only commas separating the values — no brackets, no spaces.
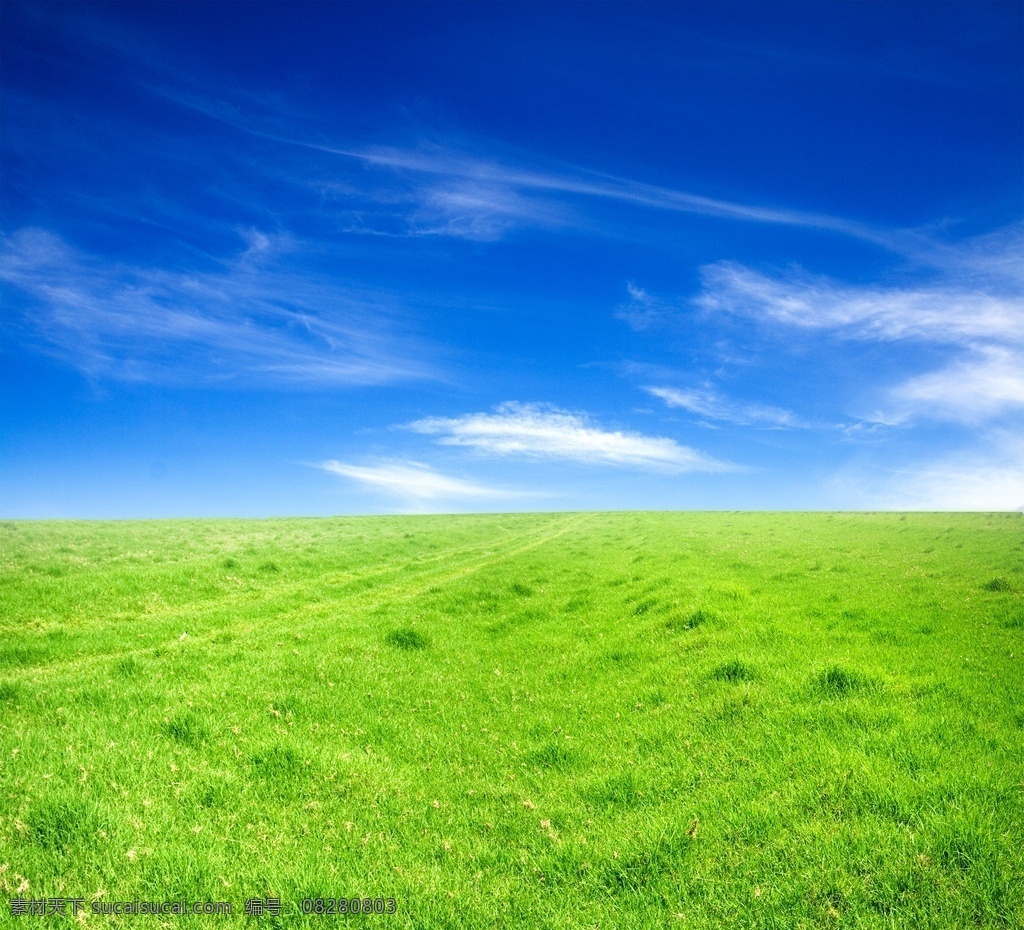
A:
1,511,1022,927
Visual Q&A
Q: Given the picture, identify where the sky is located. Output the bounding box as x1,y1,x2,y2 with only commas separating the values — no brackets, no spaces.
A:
1,1,1022,517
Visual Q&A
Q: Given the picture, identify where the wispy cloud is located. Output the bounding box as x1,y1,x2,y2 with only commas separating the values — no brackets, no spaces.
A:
910,222,1024,289
12,6,1005,263
645,386,804,428
693,241,1024,427
71,37,895,248
293,140,912,248
328,142,894,242
832,433,1024,511
407,401,735,472
317,459,523,502
874,346,1024,426
0,227,432,386
615,283,680,332
696,261,1024,345
405,180,567,242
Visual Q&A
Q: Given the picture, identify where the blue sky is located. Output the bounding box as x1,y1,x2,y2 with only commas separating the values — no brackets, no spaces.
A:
2,1,1022,516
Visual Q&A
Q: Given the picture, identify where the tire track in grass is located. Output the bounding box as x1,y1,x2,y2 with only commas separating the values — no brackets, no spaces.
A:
359,511,593,603
3,513,593,679
160,510,591,639
258,511,595,643
3,513,568,643
0,515,572,637
201,511,595,634
323,517,569,579
139,512,577,620
183,511,588,619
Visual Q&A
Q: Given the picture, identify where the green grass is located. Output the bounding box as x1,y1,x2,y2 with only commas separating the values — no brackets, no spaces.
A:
1,511,1022,927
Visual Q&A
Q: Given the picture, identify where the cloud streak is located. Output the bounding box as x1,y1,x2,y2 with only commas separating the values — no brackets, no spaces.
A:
876,346,1024,426
696,261,1024,346
693,245,1024,427
13,8,1004,265
645,386,804,428
833,433,1024,511
0,227,432,386
84,43,900,248
408,402,735,473
310,141,896,246
317,460,524,502
362,145,876,231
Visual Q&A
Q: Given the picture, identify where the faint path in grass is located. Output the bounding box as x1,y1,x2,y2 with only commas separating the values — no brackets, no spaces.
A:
304,512,590,595
361,511,595,602
2,512,594,679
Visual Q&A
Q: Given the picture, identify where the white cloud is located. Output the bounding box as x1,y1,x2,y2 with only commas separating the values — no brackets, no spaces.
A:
696,261,1024,346
0,227,431,386
615,283,678,332
875,346,1024,425
407,181,566,241
833,434,1024,511
408,402,735,472
330,143,888,245
32,24,1005,263
17,25,889,247
318,460,520,501
645,386,803,428
693,250,1024,428
913,222,1024,291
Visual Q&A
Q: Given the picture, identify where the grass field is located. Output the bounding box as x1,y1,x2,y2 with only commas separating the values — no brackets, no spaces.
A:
1,512,1022,928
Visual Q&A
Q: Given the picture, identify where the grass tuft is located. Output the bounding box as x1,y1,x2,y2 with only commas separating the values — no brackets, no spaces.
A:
523,742,575,770
193,780,228,809
982,576,1012,592
601,827,695,892
249,743,304,787
632,596,661,615
162,710,208,745
114,655,141,676
666,608,714,631
711,659,756,682
384,627,431,650
28,798,102,853
586,772,642,808
0,643,47,668
814,665,870,697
